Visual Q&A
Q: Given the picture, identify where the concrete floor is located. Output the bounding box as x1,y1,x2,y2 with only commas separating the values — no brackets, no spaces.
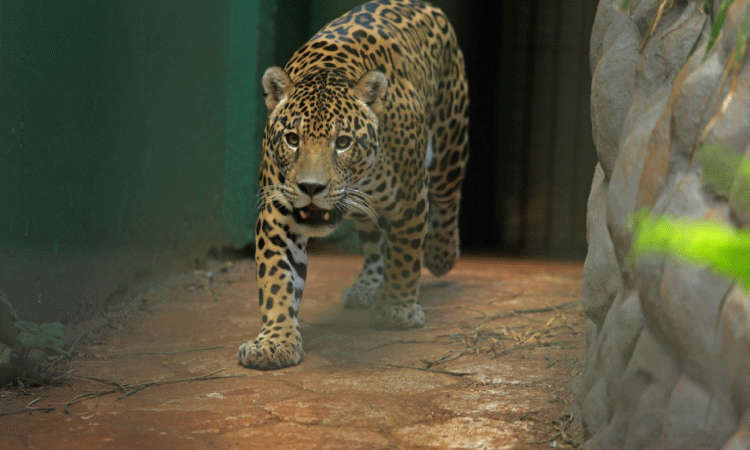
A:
0,253,585,449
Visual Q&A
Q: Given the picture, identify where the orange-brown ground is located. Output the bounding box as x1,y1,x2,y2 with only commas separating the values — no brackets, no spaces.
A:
0,253,585,449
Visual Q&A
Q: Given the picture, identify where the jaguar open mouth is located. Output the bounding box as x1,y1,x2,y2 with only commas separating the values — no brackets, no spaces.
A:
292,205,342,227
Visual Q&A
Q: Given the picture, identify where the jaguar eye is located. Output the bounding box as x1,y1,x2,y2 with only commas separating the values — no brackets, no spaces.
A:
284,132,300,149
335,136,352,151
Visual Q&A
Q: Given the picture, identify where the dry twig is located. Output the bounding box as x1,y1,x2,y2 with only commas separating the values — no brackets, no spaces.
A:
362,340,430,352
354,360,475,377
523,414,581,448
64,369,245,414
115,345,224,357
0,397,54,417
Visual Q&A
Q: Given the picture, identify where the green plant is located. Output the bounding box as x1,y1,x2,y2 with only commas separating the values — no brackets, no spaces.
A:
630,142,750,291
630,210,750,290
1,289,72,385
704,0,735,60
636,0,750,284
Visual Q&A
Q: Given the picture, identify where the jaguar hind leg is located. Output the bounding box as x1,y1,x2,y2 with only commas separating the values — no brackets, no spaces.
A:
424,146,466,277
344,218,426,329
424,191,462,277
371,301,425,329
341,222,384,309
424,67,469,277
342,222,426,329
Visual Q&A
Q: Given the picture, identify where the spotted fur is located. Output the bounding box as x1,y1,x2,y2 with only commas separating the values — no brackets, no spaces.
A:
238,0,468,370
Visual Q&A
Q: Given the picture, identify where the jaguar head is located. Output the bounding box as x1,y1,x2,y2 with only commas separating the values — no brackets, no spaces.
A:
260,66,386,236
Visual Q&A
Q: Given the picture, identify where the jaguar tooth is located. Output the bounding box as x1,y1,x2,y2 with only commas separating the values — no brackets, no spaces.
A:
300,210,308,219
323,212,330,221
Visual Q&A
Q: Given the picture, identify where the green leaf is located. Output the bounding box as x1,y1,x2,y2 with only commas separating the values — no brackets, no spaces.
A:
700,141,750,213
0,289,20,322
14,321,71,359
700,141,742,196
16,331,61,350
630,209,750,291
38,322,65,339
735,3,750,63
41,345,73,359
704,0,735,61
0,343,12,366
14,321,66,340
14,320,41,333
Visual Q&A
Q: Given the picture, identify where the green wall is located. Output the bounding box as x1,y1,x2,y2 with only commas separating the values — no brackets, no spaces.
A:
0,0,599,347
0,1,273,343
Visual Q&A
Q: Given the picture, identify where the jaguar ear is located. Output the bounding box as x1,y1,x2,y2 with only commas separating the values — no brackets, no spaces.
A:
262,66,294,113
353,70,388,116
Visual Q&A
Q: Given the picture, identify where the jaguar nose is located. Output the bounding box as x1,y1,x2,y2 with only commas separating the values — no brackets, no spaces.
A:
298,181,328,198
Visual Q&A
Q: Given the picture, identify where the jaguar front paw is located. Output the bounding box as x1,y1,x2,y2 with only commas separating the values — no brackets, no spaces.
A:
371,302,425,329
237,337,304,370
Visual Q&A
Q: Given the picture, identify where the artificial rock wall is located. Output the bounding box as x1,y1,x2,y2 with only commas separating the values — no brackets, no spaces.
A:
580,0,750,448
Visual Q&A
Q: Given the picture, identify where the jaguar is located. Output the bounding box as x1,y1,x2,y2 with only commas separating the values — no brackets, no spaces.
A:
238,0,469,369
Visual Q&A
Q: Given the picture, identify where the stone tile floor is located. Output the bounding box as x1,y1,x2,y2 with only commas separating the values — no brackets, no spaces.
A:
0,253,585,449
